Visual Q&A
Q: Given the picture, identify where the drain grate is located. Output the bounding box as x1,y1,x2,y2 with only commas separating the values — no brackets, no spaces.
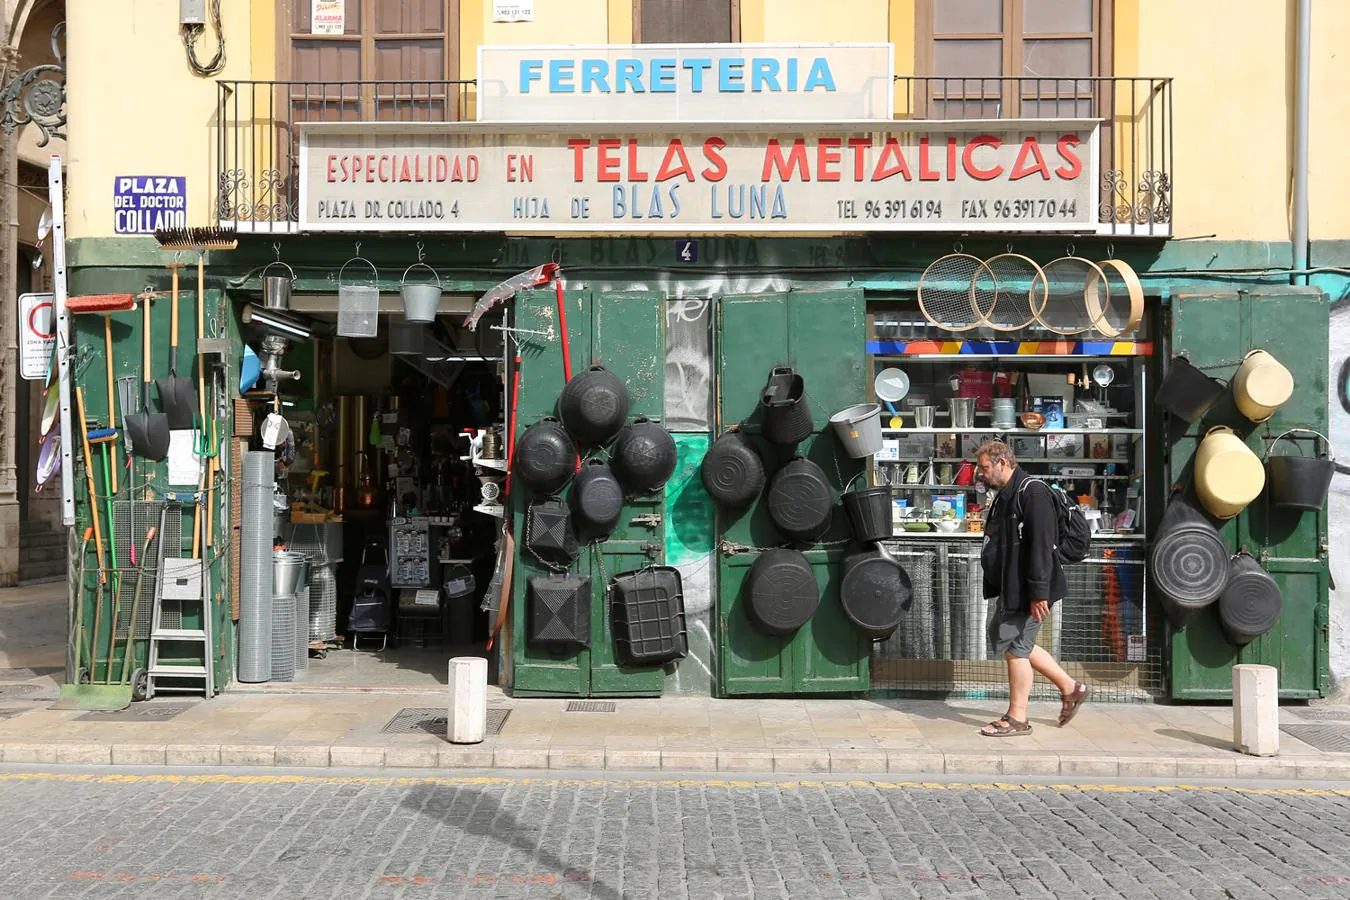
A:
565,700,616,713
1281,724,1350,752
381,707,511,737
78,702,195,722
1289,708,1350,722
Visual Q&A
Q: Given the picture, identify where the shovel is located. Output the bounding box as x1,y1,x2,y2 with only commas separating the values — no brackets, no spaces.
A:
126,293,169,461
155,263,196,430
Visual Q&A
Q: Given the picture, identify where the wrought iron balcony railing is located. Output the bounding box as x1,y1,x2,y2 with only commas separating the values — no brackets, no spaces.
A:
894,76,1173,237
215,75,1171,237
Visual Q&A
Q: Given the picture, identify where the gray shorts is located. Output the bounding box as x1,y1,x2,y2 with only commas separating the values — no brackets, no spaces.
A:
988,602,1042,659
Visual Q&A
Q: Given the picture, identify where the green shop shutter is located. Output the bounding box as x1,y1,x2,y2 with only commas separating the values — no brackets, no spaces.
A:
1165,288,1330,700
715,290,869,696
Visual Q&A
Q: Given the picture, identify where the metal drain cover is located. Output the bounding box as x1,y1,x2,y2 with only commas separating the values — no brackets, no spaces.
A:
565,700,616,713
1280,724,1350,752
1289,707,1350,722
78,703,195,722
381,707,510,737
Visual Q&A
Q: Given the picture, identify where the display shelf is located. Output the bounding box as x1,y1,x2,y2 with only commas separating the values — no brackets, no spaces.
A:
881,427,1143,436
880,532,1146,542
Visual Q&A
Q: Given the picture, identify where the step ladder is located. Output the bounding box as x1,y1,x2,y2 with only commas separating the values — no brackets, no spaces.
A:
146,493,214,699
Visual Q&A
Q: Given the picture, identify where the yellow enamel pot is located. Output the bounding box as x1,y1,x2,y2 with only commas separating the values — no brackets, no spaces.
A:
1232,349,1294,423
1195,425,1265,519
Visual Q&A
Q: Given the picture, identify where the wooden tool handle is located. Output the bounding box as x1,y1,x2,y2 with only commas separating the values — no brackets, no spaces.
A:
104,316,118,495
142,295,152,384
75,387,107,579
169,265,179,348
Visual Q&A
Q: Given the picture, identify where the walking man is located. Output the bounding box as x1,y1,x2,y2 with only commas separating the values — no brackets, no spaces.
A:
975,440,1088,737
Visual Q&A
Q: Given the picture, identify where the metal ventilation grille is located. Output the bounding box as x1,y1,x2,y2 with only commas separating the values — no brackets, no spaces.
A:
565,700,617,713
381,707,511,736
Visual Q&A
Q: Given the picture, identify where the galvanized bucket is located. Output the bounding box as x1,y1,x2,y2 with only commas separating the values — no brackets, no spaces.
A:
400,262,442,323
261,260,296,310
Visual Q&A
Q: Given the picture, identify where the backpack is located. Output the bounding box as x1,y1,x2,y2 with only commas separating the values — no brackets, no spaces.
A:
1015,477,1091,564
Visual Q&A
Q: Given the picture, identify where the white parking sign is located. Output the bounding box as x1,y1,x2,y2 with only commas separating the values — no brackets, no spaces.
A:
19,292,55,380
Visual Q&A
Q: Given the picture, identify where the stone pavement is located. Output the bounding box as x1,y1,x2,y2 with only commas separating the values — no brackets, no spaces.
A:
4,770,1350,899
3,583,1350,780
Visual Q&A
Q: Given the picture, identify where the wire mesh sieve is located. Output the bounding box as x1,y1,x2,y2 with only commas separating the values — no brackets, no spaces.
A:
337,254,380,338
1036,256,1111,335
1084,258,1144,337
980,253,1048,331
917,253,997,332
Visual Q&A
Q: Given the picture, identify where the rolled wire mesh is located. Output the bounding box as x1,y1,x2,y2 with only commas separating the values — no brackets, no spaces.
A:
238,451,274,682
871,539,1160,702
283,523,337,641
1036,256,1109,335
917,253,996,332
981,253,1047,331
294,585,310,676
270,590,296,682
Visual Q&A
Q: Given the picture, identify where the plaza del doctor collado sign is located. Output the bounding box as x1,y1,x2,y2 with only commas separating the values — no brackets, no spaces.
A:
297,44,1100,234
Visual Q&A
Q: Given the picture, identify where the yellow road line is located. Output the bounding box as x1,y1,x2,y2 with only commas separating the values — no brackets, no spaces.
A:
0,771,1344,796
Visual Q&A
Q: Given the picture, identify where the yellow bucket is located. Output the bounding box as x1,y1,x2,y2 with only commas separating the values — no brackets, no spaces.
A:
1195,425,1265,519
1232,349,1294,423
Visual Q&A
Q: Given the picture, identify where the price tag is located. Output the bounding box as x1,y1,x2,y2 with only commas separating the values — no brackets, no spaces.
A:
414,589,439,607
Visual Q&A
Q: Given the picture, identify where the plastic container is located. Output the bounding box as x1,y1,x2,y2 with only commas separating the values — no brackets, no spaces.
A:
513,417,578,494
1194,425,1265,519
743,548,818,635
1266,428,1335,511
767,458,834,543
612,417,677,495
760,367,813,444
611,566,688,666
1219,552,1284,645
1155,355,1224,422
829,403,883,458
841,485,894,543
700,431,766,507
1149,499,1228,629
1232,349,1294,423
526,573,591,649
839,547,912,639
569,459,624,538
558,365,629,446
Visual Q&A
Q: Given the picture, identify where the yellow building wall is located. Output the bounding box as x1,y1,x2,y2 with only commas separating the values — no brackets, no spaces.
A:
759,0,887,42
1309,0,1350,242
66,0,253,240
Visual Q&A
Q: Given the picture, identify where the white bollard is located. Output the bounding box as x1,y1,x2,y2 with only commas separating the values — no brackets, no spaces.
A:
447,656,488,744
1233,664,1279,757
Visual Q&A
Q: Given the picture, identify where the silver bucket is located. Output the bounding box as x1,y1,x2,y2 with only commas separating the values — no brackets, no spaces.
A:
274,550,307,596
829,403,883,458
400,262,442,323
261,261,295,310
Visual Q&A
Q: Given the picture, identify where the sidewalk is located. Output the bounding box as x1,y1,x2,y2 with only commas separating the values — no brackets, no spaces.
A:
3,585,1347,780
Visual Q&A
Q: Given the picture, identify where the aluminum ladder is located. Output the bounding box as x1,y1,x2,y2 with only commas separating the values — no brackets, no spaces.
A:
145,493,214,699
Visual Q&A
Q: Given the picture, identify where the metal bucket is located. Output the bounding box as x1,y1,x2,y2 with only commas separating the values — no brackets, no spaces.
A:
261,261,295,310
400,262,442,323
949,397,977,428
273,550,307,597
1266,428,1336,511
829,403,883,458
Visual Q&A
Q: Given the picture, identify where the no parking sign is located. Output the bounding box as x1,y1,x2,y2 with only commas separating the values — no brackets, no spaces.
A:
18,292,54,380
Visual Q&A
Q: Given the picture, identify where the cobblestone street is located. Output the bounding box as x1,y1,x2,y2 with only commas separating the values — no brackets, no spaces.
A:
4,769,1350,899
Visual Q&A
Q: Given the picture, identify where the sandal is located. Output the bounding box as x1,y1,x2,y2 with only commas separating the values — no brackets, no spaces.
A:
979,716,1032,737
1059,683,1089,726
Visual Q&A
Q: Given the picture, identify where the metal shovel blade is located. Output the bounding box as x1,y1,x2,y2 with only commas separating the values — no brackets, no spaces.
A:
126,408,170,461
155,373,196,430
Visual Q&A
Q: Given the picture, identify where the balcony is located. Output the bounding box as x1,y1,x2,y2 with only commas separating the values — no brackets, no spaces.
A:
214,75,1171,238
895,76,1173,237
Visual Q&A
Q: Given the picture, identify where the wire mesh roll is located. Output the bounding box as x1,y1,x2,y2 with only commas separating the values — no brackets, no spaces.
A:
239,452,275,683
1036,256,1111,335
308,563,338,642
270,591,296,682
294,585,310,676
917,253,997,331
981,253,1047,331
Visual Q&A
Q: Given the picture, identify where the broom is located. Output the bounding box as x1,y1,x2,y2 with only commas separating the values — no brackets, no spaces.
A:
154,227,238,556
66,294,136,494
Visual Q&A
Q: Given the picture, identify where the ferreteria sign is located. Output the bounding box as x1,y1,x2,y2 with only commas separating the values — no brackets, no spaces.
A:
476,43,894,122
298,121,1100,234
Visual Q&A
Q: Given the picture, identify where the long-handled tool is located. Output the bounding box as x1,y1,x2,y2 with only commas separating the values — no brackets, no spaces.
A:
116,524,158,688
66,294,136,494
69,527,94,684
88,428,120,684
155,262,196,429
126,293,169,460
554,276,573,382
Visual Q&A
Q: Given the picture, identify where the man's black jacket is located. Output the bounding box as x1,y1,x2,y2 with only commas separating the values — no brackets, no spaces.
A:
981,466,1068,611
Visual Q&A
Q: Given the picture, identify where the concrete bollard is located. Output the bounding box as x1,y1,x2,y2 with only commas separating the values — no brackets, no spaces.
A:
1233,664,1279,756
447,656,488,744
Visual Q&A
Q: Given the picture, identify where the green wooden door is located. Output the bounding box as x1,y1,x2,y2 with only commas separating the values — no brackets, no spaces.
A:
715,290,869,696
510,289,667,697
1165,288,1330,700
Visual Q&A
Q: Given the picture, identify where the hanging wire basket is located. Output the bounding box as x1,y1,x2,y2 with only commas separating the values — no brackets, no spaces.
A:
337,253,380,338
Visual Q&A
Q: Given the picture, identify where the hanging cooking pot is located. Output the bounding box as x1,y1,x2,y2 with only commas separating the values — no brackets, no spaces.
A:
513,416,578,494
767,457,834,543
558,364,629,447
839,546,912,639
1232,349,1294,424
1218,552,1283,645
1149,496,1228,629
760,366,813,445
700,430,766,507
569,459,624,539
743,548,818,635
1195,425,1265,519
1265,428,1335,511
612,417,677,495
1154,355,1225,422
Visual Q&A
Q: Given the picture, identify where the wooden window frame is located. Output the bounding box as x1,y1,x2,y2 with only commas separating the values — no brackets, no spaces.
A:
632,0,741,43
914,0,1111,117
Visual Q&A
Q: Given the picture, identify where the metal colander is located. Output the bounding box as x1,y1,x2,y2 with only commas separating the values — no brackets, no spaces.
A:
917,253,996,332
981,253,1047,331
1036,256,1111,335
